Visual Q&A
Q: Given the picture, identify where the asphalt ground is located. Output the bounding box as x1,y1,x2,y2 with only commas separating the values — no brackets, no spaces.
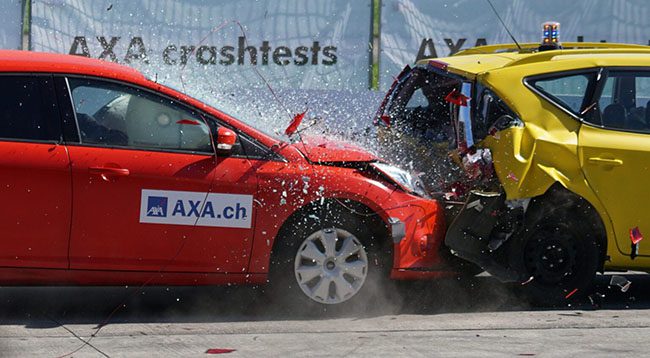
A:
1,272,649,357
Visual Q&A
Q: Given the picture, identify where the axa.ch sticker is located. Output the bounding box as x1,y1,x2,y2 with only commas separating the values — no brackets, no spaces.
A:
140,189,253,229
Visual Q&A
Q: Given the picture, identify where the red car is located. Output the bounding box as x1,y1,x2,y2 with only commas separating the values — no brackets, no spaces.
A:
0,50,456,305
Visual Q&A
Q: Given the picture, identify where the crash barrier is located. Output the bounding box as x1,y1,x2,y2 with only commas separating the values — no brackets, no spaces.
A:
2,0,650,133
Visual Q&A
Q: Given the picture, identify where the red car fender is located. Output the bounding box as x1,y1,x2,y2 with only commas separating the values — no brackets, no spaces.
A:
246,159,383,273
247,157,447,275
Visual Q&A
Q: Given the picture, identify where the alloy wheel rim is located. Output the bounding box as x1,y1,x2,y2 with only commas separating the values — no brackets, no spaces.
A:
294,228,368,304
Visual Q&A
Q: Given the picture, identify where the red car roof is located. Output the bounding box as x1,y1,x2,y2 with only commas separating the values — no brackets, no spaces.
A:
0,50,147,83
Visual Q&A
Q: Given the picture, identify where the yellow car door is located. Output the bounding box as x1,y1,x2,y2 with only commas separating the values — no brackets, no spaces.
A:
578,69,650,258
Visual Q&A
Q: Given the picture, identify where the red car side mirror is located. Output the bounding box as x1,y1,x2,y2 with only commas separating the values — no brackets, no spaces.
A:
216,127,237,154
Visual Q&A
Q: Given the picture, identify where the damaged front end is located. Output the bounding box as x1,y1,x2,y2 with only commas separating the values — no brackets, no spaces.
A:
374,62,532,282
445,191,530,282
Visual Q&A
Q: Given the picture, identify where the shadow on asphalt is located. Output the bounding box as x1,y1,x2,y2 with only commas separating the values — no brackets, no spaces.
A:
0,273,648,327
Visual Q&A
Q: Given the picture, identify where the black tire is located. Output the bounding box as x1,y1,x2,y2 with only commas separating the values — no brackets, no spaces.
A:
266,203,392,312
509,204,602,306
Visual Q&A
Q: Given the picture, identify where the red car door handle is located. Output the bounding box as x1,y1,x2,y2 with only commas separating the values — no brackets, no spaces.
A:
89,167,130,181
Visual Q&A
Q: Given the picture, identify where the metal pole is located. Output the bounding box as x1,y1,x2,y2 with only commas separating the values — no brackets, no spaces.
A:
369,0,381,90
21,0,31,50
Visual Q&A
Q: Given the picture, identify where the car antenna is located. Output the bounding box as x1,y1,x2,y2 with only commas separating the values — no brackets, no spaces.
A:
485,0,522,51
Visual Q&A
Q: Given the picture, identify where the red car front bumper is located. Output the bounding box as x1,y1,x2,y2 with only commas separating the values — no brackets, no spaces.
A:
381,190,457,280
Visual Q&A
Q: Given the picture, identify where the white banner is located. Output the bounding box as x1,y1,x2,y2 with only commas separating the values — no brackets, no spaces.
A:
30,0,377,137
0,0,23,50
31,0,372,91
380,0,650,89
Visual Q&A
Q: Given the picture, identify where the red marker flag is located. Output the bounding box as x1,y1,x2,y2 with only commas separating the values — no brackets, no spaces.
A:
565,288,578,299
285,110,307,136
177,119,201,125
630,226,643,245
206,348,236,354
380,114,391,128
444,88,469,107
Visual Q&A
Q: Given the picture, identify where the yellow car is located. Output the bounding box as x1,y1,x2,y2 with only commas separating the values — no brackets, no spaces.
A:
375,33,650,304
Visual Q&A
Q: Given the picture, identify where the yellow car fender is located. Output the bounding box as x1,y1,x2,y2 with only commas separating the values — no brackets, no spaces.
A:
482,124,622,266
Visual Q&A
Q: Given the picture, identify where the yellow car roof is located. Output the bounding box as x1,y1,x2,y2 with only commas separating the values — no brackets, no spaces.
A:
417,42,650,78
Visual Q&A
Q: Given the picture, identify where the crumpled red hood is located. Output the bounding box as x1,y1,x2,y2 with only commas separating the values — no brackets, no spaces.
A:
294,137,378,163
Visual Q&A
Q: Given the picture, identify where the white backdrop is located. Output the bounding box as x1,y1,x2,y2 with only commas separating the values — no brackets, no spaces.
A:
31,0,372,91
380,0,650,89
26,0,650,137
0,0,23,50
30,0,377,136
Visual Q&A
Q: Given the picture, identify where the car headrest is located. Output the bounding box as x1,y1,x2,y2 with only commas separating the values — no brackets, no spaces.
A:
125,93,211,151
602,103,626,129
125,94,182,148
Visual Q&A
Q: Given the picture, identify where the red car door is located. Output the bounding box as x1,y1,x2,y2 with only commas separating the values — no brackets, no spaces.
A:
60,77,256,273
0,75,71,269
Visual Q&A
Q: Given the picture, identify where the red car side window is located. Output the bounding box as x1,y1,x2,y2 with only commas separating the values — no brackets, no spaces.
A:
0,75,60,142
67,78,213,153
